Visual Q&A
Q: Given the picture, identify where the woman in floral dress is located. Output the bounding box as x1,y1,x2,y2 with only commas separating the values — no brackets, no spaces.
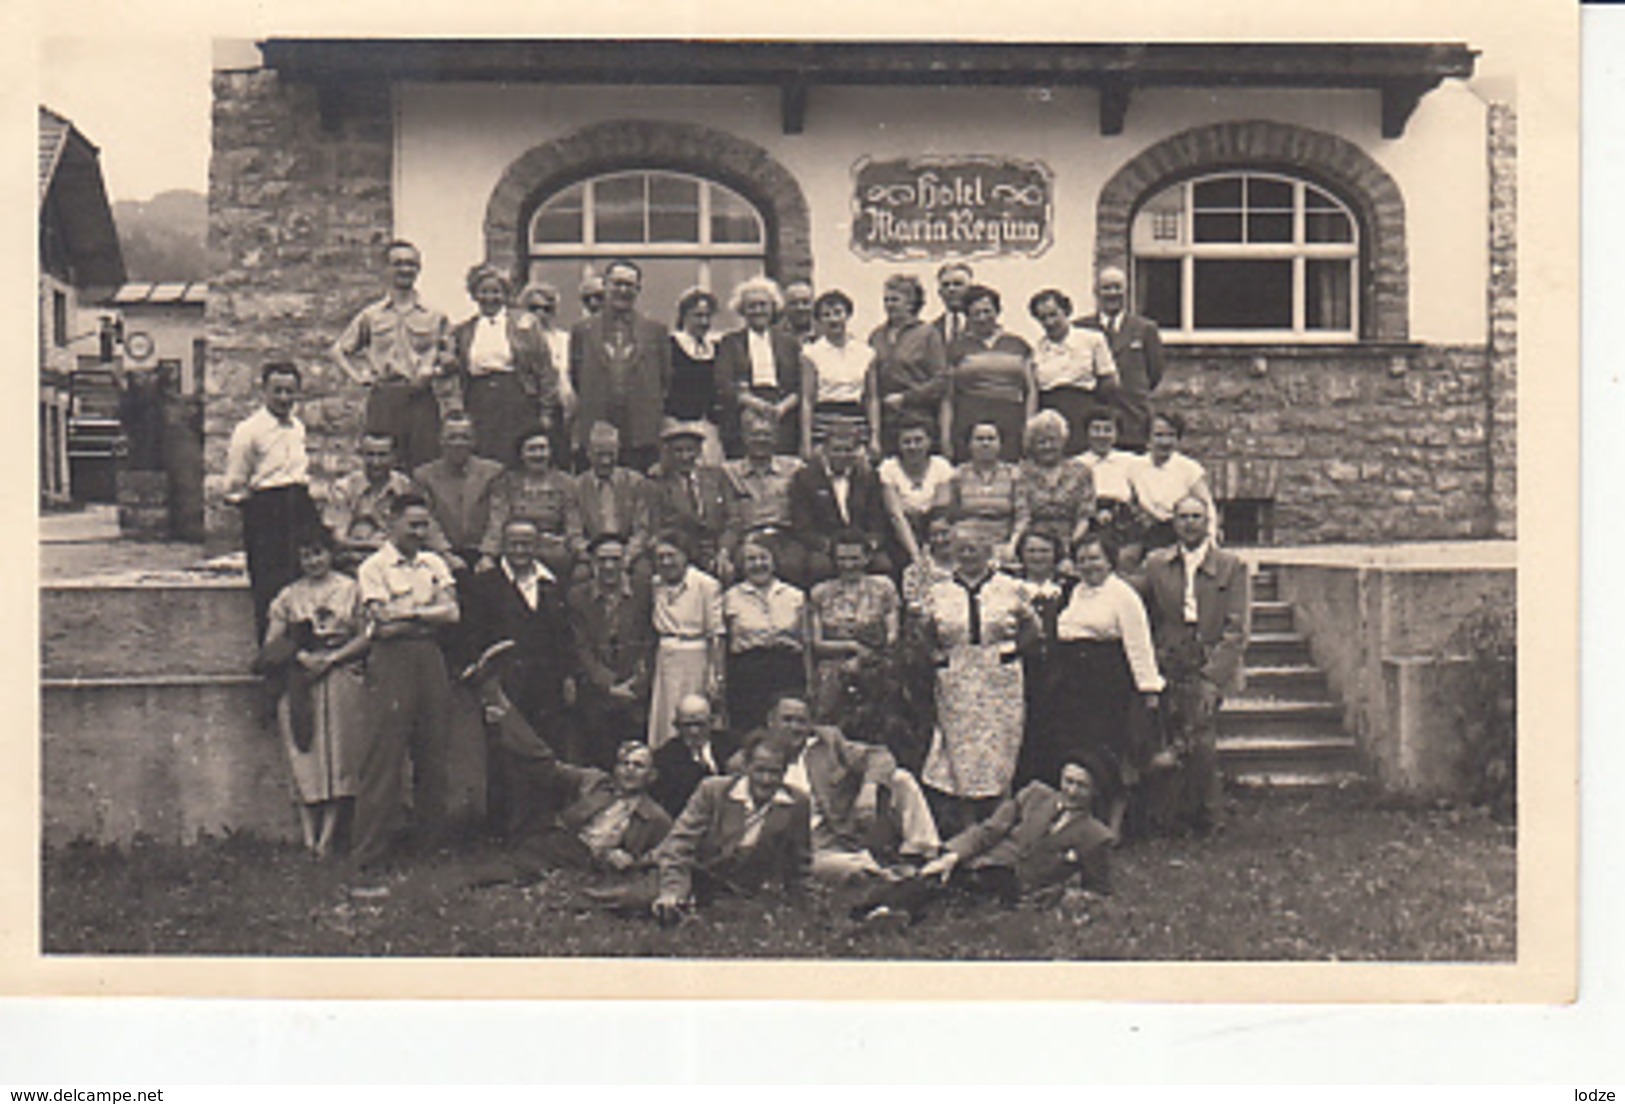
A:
808,529,899,720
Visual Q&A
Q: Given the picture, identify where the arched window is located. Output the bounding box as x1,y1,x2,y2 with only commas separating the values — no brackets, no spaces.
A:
1131,171,1360,342
527,170,767,326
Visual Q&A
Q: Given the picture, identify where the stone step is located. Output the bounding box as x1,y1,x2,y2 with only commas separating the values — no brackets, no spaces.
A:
1251,570,1279,601
1244,631,1313,666
1249,600,1295,634
1240,664,1329,699
42,575,256,679
1220,697,1344,729
1230,769,1373,793
1216,733,1362,774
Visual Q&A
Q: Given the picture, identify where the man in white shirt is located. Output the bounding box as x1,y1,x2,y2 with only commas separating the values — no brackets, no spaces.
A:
352,493,461,869
223,361,321,642
932,262,974,345
1073,266,1166,452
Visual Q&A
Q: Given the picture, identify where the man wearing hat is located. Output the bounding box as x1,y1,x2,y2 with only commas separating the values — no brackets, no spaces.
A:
646,421,731,579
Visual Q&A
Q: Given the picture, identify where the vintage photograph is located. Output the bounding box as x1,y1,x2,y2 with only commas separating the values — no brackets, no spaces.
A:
35,31,1530,976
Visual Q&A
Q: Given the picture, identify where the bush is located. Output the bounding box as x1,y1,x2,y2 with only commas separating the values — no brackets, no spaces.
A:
826,622,937,773
1444,599,1516,821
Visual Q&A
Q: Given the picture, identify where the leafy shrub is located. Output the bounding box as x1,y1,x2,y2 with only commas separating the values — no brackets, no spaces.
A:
826,621,938,774
1444,599,1516,821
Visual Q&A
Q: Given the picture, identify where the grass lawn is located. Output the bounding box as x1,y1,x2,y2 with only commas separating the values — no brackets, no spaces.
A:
41,791,1515,961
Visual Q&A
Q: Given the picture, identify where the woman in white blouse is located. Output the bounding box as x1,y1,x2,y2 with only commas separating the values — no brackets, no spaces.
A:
1028,288,1117,456
1052,533,1164,833
877,414,955,568
647,528,725,750
1127,410,1217,553
801,289,873,457
451,264,555,462
721,537,808,736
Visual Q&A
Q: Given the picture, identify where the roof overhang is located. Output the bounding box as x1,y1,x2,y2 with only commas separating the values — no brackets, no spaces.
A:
258,39,1477,139
40,113,126,289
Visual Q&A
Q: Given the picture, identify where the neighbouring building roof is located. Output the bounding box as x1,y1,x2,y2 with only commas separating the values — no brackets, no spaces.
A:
257,39,1478,137
39,105,127,289
105,281,208,306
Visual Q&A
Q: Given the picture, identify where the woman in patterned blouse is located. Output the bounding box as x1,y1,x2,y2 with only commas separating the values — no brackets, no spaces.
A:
941,284,1037,463
1016,409,1096,564
936,420,1029,568
808,529,900,720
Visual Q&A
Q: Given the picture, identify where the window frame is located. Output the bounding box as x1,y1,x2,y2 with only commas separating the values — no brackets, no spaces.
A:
528,170,768,260
1131,170,1361,345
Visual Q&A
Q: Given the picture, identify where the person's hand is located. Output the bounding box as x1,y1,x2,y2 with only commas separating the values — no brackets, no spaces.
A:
481,700,509,725
296,651,331,677
602,848,635,872
608,682,637,704
371,619,408,640
652,893,686,927
476,555,496,574
882,393,905,411
224,490,248,507
445,553,467,573
919,852,959,883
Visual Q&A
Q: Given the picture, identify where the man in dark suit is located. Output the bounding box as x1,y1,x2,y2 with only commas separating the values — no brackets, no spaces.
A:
650,739,812,925
650,693,738,818
1138,494,1250,834
931,261,975,346
645,423,732,578
853,761,1114,926
463,658,672,888
567,533,654,768
786,421,893,583
460,516,575,832
568,259,671,473
1073,266,1165,452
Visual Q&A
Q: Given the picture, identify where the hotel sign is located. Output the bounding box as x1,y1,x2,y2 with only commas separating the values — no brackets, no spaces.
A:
851,156,1054,261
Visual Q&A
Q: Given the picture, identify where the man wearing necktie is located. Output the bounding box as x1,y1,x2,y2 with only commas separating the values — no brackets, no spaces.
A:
932,261,975,346
651,694,739,817
1073,266,1165,452
1137,495,1250,835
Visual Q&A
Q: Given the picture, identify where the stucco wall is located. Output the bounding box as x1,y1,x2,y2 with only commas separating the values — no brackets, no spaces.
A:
395,80,1488,343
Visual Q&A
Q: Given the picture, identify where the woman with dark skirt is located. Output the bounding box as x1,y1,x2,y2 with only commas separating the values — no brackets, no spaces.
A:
1051,533,1165,835
450,264,555,463
721,536,808,736
1009,528,1079,790
667,287,726,467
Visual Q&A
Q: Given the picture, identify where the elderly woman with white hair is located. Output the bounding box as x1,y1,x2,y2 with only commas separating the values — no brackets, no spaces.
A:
715,275,806,457
1017,409,1097,558
919,520,1040,836
451,263,556,461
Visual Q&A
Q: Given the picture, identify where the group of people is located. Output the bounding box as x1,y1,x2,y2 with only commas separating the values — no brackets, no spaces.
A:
219,240,1249,927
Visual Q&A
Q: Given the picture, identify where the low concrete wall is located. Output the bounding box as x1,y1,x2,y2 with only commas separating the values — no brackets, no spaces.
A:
41,575,487,846
1272,548,1515,796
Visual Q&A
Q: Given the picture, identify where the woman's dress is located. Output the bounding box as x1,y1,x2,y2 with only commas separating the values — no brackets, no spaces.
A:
1018,457,1096,551
265,573,369,805
667,332,726,466
805,335,873,447
942,461,1025,555
945,331,1032,462
722,577,807,736
809,574,899,719
647,565,724,749
1011,574,1079,789
461,311,544,462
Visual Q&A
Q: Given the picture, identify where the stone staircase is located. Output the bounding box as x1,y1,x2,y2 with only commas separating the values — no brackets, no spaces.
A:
1217,565,1370,791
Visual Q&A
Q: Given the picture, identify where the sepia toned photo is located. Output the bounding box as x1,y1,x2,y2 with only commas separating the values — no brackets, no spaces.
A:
22,8,1574,1001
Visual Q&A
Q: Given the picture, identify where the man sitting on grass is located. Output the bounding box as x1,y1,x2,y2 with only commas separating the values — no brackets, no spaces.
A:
852,761,1113,928
464,643,672,887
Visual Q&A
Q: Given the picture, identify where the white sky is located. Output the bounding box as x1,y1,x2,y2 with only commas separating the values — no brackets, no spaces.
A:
40,36,212,203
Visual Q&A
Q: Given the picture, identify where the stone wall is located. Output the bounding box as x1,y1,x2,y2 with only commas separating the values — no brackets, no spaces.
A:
1162,344,1495,544
205,70,394,552
1487,102,1517,539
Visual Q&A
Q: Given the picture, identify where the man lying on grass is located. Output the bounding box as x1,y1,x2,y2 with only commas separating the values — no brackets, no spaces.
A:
852,761,1114,928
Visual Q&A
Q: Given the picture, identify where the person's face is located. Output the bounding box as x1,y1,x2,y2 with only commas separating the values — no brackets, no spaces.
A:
952,532,990,578
1086,418,1117,456
1076,541,1112,586
604,266,640,312
673,708,711,746
741,293,776,332
683,300,714,338
361,438,395,481
501,523,539,571
927,518,954,558
592,542,626,586
1020,535,1058,580
394,505,431,553
826,435,858,474
1148,419,1178,459
653,541,687,583
386,246,421,290
969,424,1001,463
474,277,506,316
744,421,776,458
526,292,558,324
264,371,299,418
833,541,868,580
613,745,656,794
441,421,475,464
297,544,333,579
1174,499,1210,549
581,290,605,315
939,268,971,311
965,295,999,336
520,434,552,472
785,285,815,328
1030,428,1063,466
741,543,775,584
898,426,931,465
882,286,914,325
668,437,700,472
589,439,618,476
746,748,788,806
1034,297,1070,340
816,300,849,342
771,698,814,745
1096,272,1127,315
1059,764,1096,811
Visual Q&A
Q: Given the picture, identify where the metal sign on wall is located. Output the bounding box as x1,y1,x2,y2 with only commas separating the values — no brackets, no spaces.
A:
851,155,1054,261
